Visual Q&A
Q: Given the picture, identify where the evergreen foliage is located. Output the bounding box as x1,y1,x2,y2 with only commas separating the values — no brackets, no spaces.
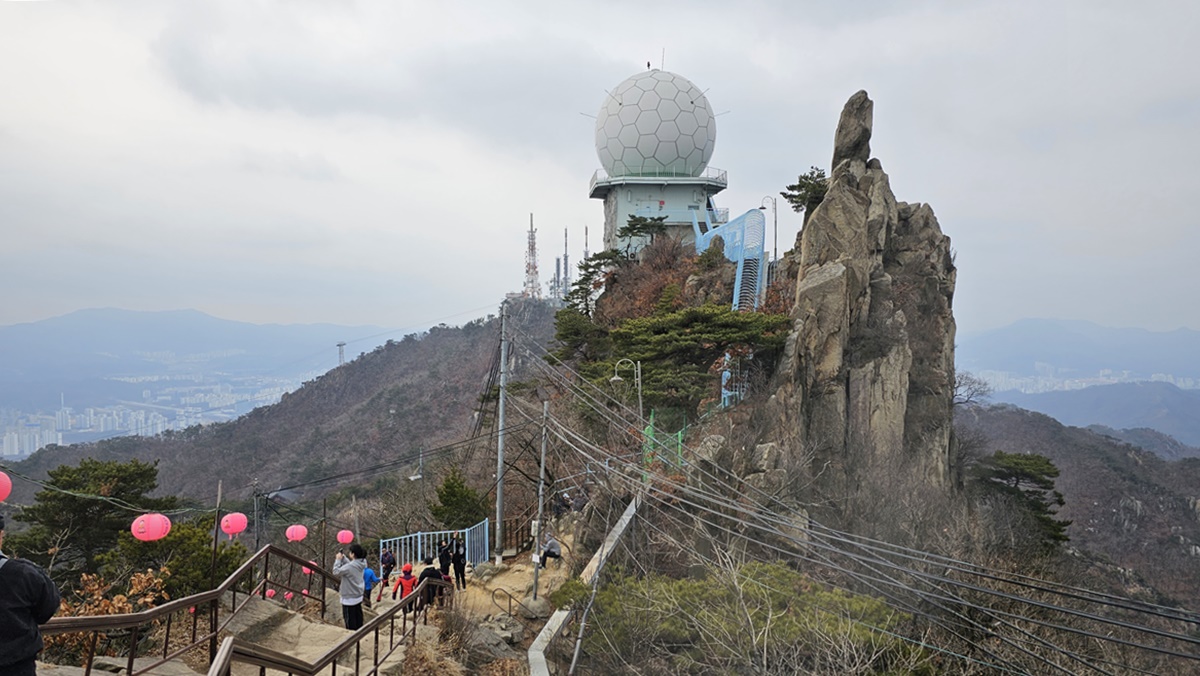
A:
429,467,488,529
974,451,1071,548
616,214,669,253
564,249,625,316
9,458,179,579
97,515,247,599
607,304,790,414
781,166,828,214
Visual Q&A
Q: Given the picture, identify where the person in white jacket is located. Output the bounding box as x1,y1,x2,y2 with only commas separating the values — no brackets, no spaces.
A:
333,543,368,630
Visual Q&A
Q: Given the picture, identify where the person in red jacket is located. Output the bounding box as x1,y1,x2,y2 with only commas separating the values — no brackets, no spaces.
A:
390,562,417,612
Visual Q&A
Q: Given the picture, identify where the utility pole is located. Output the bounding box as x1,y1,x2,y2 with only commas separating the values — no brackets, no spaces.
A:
495,303,508,564
252,479,260,551
208,480,222,664
352,495,359,540
533,399,549,599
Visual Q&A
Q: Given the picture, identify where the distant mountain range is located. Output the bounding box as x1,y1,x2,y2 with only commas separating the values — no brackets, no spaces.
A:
0,308,390,410
992,381,1200,447
957,318,1200,386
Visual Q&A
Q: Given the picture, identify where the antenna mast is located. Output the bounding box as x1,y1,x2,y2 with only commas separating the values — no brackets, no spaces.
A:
523,214,542,299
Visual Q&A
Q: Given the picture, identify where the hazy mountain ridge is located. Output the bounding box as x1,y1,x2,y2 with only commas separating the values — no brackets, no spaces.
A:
9,300,557,502
992,381,1200,447
0,308,390,411
957,318,1200,384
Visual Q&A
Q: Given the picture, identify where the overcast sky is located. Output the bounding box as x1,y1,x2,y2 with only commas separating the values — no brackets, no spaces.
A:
2,1,1197,336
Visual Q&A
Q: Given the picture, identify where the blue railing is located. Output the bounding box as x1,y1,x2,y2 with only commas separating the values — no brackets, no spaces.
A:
377,518,490,575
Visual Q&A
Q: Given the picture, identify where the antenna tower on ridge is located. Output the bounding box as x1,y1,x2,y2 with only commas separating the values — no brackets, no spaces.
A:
523,214,542,299
337,342,346,366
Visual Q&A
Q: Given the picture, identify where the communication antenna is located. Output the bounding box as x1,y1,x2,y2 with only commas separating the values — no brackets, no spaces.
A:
337,342,346,366
562,228,571,299
583,225,590,260
524,214,542,299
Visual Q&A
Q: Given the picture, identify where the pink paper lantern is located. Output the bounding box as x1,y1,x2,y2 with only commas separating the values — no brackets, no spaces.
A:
220,512,248,538
286,524,308,542
265,588,276,599
0,470,11,502
302,561,316,575
284,592,294,601
188,606,196,614
301,588,309,596
131,513,172,542
336,529,354,545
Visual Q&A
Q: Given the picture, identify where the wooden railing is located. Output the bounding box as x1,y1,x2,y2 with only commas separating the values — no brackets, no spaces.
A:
40,544,337,675
206,576,455,676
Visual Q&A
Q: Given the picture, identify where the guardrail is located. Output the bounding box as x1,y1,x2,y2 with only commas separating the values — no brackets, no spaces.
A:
589,165,728,195
206,576,455,675
41,544,337,675
529,493,640,676
379,517,490,571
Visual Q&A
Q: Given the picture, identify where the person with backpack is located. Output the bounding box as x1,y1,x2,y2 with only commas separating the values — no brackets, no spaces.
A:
389,562,417,611
380,547,396,586
450,532,467,590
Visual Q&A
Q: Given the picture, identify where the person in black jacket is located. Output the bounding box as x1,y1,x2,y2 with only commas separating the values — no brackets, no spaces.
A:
417,556,442,609
436,538,452,576
449,533,467,590
0,514,62,676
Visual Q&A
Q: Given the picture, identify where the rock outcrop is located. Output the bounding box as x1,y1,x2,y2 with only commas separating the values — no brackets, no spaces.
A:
771,91,957,508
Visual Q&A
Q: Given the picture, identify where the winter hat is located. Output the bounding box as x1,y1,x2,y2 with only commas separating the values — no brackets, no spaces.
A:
402,562,413,572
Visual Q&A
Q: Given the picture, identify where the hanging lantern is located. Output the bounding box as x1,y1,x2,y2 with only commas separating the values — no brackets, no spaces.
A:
265,588,277,599
0,470,11,502
302,561,316,575
285,524,308,542
284,592,294,601
336,529,354,545
220,512,248,539
301,588,309,596
131,513,172,542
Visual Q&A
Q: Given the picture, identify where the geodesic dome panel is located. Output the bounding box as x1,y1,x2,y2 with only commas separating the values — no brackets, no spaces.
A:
595,70,715,178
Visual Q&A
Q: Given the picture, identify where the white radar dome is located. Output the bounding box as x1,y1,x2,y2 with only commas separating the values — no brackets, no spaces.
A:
595,69,715,178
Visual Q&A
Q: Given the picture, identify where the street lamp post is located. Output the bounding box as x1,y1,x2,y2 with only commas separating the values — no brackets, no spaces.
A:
610,358,643,422
759,195,778,271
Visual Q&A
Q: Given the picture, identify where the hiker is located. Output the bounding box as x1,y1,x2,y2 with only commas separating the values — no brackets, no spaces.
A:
450,532,467,590
539,533,562,569
362,561,379,609
417,556,442,609
389,562,417,611
0,514,61,676
332,544,368,630
437,538,452,576
380,547,396,586
553,492,570,517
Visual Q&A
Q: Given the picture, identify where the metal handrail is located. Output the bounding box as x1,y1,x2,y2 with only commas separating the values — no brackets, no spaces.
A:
41,544,338,675
207,577,455,676
491,587,536,622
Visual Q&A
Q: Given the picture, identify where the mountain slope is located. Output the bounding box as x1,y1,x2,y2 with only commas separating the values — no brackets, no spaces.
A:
8,299,556,503
993,381,1200,446
961,404,1200,603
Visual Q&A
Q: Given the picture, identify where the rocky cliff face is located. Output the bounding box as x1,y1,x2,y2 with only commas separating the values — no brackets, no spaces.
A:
770,91,957,506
